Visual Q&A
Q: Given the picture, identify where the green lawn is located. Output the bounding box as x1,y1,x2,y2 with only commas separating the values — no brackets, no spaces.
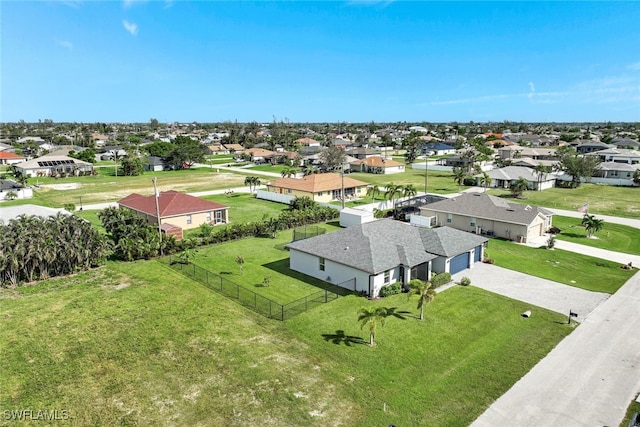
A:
246,164,288,174
488,184,640,219
185,224,343,303
200,193,289,224
485,238,637,294
348,168,462,194
0,261,572,427
552,215,640,255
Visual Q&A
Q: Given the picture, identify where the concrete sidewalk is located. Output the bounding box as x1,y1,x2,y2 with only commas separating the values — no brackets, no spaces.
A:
471,270,640,427
548,208,640,229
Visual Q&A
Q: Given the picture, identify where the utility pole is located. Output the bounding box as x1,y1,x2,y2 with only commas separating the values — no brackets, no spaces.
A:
341,165,345,210
152,177,163,256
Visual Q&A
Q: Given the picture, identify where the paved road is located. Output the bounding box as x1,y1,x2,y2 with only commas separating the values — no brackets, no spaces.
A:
547,208,640,229
451,263,609,323
552,240,640,267
471,270,640,427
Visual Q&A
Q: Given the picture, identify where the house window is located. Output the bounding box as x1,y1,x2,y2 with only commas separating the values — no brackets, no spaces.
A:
318,192,323,196
287,189,292,194
206,212,211,222
215,210,225,224
319,257,325,271
186,214,192,225
384,270,390,284
447,214,452,223
470,217,476,227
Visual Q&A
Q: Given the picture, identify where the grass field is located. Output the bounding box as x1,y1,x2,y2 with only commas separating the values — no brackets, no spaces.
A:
199,193,289,224
0,261,572,427
348,168,462,194
552,215,640,255
485,238,636,294
488,184,640,219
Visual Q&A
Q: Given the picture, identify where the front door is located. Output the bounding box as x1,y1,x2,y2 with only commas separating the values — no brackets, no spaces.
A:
399,266,405,284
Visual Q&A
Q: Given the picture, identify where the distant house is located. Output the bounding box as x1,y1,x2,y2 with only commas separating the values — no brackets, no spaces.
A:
295,137,321,148
612,138,639,150
0,151,26,165
419,192,553,243
222,143,245,154
497,146,558,161
286,219,487,297
350,157,405,174
585,148,640,165
345,148,381,160
243,148,276,164
420,142,456,156
14,155,94,178
0,179,33,200
206,144,230,155
574,141,612,154
482,166,556,191
145,156,167,172
265,173,369,203
118,190,229,239
590,162,639,186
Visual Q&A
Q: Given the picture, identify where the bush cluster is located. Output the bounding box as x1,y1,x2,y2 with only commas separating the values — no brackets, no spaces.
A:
431,272,452,288
378,282,402,298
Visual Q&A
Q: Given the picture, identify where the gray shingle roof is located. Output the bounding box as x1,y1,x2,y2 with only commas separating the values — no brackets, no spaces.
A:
286,219,487,274
423,192,552,226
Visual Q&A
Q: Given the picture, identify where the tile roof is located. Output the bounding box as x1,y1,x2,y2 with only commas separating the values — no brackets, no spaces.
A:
267,173,368,193
350,157,404,167
286,219,486,274
119,190,228,218
0,151,25,160
422,192,552,226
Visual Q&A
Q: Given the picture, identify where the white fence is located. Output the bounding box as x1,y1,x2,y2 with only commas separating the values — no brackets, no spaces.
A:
255,190,341,211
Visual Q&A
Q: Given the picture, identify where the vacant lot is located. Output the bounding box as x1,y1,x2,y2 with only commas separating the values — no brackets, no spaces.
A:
0,260,571,427
486,238,636,294
348,168,461,194
552,215,640,255
199,193,289,225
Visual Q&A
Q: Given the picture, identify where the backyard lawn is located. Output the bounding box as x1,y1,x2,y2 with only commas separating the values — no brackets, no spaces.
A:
485,238,637,294
552,215,640,256
348,168,462,194
0,260,572,427
199,192,289,225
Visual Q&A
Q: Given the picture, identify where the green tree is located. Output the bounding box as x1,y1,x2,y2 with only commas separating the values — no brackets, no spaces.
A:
4,190,18,200
403,184,417,199
480,171,492,192
166,135,207,168
510,177,529,198
235,256,245,275
581,214,604,238
534,164,552,191
357,306,387,347
408,279,436,321
366,185,381,204
281,166,299,178
68,147,96,164
452,167,466,192
555,146,602,188
244,176,261,193
319,146,347,171
302,165,319,176
633,169,640,186
384,183,404,213
145,141,175,158
119,156,145,176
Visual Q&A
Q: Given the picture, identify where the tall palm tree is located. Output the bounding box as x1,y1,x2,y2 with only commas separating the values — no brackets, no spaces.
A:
302,165,319,176
281,166,298,178
244,176,261,193
403,184,417,199
581,214,604,238
384,183,404,213
408,279,436,321
480,171,492,192
510,177,529,198
534,164,552,191
452,167,466,192
366,185,381,204
357,306,387,347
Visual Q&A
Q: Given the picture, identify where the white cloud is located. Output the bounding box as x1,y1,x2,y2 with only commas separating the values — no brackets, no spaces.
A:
164,0,174,9
528,81,535,99
627,62,640,72
56,39,73,50
123,20,138,36
60,1,82,8
123,0,146,8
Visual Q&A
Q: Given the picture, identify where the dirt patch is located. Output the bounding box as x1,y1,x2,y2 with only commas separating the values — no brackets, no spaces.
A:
41,183,82,190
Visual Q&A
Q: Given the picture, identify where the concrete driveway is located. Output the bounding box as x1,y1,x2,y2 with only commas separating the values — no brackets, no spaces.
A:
471,270,640,427
451,263,609,322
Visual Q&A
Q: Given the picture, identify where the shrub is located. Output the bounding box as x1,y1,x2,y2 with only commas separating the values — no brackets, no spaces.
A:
431,272,452,288
460,277,471,286
546,235,556,249
378,282,402,298
548,226,561,234
483,258,495,264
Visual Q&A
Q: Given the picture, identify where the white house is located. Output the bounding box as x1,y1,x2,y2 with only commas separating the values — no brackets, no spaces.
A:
286,219,487,297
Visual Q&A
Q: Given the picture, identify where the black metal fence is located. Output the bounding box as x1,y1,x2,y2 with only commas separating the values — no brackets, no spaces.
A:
292,225,327,242
162,256,342,321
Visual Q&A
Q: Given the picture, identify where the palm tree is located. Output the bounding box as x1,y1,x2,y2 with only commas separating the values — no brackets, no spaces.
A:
384,183,404,213
452,167,466,192
510,177,529,198
366,185,381,204
534,164,552,191
480,171,492,192
302,165,319,176
403,184,417,199
244,176,261,193
581,214,604,238
407,279,436,321
357,306,387,347
281,166,298,178
235,255,245,275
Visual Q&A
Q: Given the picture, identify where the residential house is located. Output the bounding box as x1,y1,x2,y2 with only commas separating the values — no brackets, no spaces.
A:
14,155,94,178
482,166,556,191
286,219,487,297
118,190,229,239
419,192,553,243
243,148,276,164
345,148,381,160
206,144,230,155
222,143,245,154
0,151,26,165
497,146,558,161
574,141,612,154
295,137,321,148
0,179,33,200
350,156,405,174
585,148,640,165
145,156,168,172
420,142,456,156
265,173,368,203
612,138,639,150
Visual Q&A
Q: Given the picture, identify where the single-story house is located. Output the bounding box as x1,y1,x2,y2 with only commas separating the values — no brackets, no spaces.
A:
206,144,230,155
350,156,405,174
223,143,245,154
585,148,640,165
0,151,26,165
421,142,456,156
243,148,276,163
590,162,639,186
295,137,321,148
346,148,382,160
497,146,558,161
0,179,33,200
419,192,553,243
13,155,94,177
575,141,612,154
286,219,488,297
482,166,556,191
145,156,167,172
265,173,368,203
118,190,229,238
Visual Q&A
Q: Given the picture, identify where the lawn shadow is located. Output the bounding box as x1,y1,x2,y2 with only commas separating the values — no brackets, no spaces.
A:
559,232,587,238
262,259,353,296
382,307,410,320
220,271,233,275
321,330,367,346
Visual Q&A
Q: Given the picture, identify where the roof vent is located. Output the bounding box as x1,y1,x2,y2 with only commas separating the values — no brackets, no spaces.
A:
344,246,349,250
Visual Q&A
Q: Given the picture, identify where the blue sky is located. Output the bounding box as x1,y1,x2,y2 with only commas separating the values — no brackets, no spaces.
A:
2,1,639,123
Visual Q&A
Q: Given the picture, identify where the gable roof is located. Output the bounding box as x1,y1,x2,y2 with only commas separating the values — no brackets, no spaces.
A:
119,190,228,218
267,173,368,193
0,151,25,160
286,219,487,274
423,192,552,226
484,166,553,182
